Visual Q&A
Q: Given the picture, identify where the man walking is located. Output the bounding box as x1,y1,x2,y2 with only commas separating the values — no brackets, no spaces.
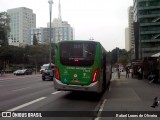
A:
138,66,142,80
126,67,129,78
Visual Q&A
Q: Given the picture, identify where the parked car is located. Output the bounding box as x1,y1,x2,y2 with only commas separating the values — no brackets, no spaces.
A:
24,69,33,75
14,69,33,75
13,70,21,75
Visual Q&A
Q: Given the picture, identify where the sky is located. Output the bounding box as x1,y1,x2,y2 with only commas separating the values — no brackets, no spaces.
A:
0,0,133,51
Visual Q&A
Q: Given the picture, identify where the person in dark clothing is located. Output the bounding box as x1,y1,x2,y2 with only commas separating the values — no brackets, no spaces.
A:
151,68,159,83
130,67,133,78
137,66,142,80
117,67,120,79
125,67,129,78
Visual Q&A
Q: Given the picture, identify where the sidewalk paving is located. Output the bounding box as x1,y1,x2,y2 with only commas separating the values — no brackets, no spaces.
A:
99,72,160,120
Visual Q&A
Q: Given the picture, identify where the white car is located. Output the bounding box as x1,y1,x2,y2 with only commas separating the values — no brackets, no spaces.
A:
40,63,54,74
13,70,21,75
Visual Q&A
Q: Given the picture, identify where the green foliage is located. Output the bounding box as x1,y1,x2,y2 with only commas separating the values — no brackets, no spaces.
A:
33,34,38,45
111,47,129,66
0,12,10,46
118,55,128,66
0,44,56,69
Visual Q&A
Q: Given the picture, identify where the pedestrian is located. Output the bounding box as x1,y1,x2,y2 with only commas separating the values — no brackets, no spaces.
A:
125,67,129,78
138,66,142,80
129,67,133,78
148,68,159,83
117,67,120,79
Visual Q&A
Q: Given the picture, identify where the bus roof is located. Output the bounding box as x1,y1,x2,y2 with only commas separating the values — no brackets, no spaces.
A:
57,40,100,44
57,40,108,53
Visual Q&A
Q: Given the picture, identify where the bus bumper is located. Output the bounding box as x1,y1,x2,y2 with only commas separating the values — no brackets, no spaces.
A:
54,78,102,93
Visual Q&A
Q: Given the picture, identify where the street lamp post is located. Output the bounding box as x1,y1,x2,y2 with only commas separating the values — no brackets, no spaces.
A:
48,0,53,68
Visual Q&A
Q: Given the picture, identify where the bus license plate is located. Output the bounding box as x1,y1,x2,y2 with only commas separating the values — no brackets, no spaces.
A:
72,80,80,83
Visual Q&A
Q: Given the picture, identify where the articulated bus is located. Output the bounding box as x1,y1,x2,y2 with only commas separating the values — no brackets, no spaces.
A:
54,40,112,93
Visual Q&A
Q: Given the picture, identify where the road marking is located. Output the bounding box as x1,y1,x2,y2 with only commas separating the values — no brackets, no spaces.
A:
94,99,107,120
12,87,31,92
7,97,46,111
51,91,61,95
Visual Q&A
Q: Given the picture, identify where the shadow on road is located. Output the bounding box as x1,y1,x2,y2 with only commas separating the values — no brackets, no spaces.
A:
63,91,103,101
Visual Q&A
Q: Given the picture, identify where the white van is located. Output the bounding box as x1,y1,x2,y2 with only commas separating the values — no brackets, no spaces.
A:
40,63,54,74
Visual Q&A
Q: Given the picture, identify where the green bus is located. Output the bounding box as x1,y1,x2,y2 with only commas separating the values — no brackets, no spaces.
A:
54,40,112,93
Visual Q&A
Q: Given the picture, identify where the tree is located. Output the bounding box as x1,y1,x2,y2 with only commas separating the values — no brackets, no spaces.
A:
0,12,10,46
0,44,56,71
33,34,38,45
111,47,119,64
111,47,128,66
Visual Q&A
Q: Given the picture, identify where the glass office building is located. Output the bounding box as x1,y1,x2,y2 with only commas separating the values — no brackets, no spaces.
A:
133,0,160,58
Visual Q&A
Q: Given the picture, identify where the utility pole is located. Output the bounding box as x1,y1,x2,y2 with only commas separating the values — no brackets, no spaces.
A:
48,0,53,68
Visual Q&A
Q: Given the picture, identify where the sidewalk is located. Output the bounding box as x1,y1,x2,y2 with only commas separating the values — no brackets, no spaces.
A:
99,72,160,120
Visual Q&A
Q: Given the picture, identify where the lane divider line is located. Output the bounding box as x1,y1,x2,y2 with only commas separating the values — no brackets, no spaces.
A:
12,87,31,92
7,97,46,111
94,99,107,120
51,91,61,95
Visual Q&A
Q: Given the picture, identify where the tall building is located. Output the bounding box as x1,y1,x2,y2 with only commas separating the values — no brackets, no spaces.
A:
128,6,135,51
133,0,160,58
7,7,36,46
30,27,53,45
31,22,74,45
47,0,74,43
125,27,130,51
30,0,74,45
49,19,74,43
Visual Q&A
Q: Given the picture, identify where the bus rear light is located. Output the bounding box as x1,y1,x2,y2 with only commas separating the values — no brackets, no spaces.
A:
92,68,99,83
55,67,60,80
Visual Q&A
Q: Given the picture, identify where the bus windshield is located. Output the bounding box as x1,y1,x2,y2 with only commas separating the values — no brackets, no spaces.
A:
60,41,97,66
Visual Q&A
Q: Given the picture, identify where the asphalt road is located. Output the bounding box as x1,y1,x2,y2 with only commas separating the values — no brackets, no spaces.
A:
0,74,104,120
0,73,160,120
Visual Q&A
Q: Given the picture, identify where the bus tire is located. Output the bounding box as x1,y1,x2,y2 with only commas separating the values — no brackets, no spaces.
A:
50,77,53,81
42,77,45,81
102,80,106,93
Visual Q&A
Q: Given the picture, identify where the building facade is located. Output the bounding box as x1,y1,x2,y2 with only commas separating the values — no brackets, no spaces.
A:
30,28,53,45
128,6,135,51
133,0,160,58
125,27,130,51
47,18,74,43
30,0,74,45
30,21,74,45
7,7,36,47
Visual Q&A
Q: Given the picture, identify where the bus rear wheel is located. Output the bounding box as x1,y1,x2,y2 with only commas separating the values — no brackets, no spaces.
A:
42,77,45,81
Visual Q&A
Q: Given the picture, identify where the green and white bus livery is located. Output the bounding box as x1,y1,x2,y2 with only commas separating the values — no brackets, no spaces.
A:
54,40,112,93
